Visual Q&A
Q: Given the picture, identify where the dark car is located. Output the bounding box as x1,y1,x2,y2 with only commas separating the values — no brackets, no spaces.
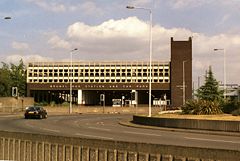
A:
24,106,47,119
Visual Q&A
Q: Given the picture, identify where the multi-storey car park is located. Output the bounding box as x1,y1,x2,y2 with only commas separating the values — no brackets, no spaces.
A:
26,37,192,107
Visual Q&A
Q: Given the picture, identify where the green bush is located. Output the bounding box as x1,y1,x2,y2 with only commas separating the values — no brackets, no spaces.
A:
62,102,69,106
232,108,240,116
222,101,240,114
34,101,48,106
182,99,222,115
50,101,56,107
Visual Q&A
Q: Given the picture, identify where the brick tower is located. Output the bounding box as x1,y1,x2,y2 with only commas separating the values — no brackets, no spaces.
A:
170,37,192,108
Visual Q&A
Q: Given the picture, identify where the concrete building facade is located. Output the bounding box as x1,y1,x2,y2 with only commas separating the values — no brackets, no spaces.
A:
26,37,192,107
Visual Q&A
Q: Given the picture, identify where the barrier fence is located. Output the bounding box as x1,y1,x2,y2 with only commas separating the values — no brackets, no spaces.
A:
0,131,239,161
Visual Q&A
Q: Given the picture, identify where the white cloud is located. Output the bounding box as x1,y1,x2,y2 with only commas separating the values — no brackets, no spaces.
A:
168,0,211,9
12,41,30,50
26,0,103,15
26,0,66,12
67,17,148,39
79,1,104,16
47,35,71,50
130,0,152,6
216,14,231,26
6,54,51,64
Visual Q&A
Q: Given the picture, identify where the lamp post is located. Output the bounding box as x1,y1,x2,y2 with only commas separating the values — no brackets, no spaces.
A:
69,48,78,114
183,60,188,106
126,5,153,117
4,17,11,20
213,48,226,100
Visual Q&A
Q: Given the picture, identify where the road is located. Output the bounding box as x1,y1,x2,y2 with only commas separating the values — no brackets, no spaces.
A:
0,114,239,151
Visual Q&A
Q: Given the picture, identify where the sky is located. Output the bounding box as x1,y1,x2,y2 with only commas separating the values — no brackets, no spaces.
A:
0,0,240,88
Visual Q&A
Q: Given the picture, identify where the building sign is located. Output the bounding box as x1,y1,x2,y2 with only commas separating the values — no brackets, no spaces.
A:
28,83,170,90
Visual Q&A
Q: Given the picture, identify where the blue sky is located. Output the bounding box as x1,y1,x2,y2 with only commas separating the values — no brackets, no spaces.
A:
1,0,240,85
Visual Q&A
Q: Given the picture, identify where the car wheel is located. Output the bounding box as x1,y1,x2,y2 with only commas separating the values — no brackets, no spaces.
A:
39,115,43,119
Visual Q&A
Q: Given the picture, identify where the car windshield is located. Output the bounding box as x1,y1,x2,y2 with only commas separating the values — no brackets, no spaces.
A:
27,106,41,111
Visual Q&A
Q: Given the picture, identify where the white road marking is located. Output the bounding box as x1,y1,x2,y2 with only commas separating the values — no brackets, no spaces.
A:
75,133,113,140
39,127,60,133
88,126,110,131
123,131,162,137
25,122,60,133
97,122,104,125
0,115,21,118
184,137,240,144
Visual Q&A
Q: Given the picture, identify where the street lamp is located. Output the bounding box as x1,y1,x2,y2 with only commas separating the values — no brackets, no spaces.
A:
126,5,153,117
213,48,226,100
183,60,188,105
69,48,78,114
4,17,11,20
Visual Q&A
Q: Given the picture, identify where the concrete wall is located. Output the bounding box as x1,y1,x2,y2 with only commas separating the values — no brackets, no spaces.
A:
133,115,240,132
45,106,163,115
0,131,239,161
0,97,34,112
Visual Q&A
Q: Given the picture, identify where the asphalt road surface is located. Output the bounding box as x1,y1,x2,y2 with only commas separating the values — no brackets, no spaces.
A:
0,114,239,151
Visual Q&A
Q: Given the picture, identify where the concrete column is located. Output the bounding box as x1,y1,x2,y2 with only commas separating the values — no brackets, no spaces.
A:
131,90,138,106
1,138,5,160
78,90,83,105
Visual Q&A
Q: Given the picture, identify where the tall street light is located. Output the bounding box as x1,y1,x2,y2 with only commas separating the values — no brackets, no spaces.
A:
213,48,226,100
69,48,78,114
4,17,11,20
126,5,153,117
182,60,188,106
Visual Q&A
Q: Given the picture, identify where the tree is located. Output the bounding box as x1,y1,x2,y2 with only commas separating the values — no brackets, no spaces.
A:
0,62,11,96
196,66,223,102
9,59,26,97
182,66,223,115
0,59,26,97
